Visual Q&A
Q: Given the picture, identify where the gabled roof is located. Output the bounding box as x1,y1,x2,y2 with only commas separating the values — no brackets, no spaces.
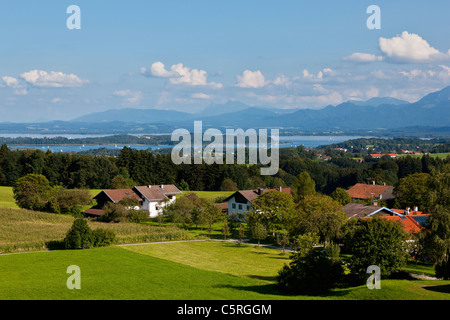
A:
343,203,400,219
95,189,142,203
134,186,168,201
133,185,182,202
343,203,387,219
224,187,292,204
83,208,105,217
158,184,183,195
347,183,394,200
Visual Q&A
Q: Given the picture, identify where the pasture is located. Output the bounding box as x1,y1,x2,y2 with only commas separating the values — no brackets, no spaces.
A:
1,241,450,300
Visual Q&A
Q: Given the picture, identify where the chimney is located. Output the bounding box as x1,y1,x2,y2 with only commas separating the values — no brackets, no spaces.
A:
405,207,410,215
148,185,152,189
279,186,282,192
258,187,263,195
372,180,375,185
383,182,386,186
413,206,418,212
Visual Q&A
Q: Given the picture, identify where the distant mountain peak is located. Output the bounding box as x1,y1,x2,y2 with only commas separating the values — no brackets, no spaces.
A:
347,97,409,107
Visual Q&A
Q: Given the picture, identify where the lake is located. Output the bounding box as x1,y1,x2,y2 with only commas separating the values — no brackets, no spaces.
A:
4,135,372,153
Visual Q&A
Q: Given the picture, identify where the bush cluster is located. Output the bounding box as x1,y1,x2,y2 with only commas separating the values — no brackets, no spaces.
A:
64,218,115,249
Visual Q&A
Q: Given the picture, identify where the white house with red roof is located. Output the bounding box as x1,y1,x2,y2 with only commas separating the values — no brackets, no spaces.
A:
84,184,182,219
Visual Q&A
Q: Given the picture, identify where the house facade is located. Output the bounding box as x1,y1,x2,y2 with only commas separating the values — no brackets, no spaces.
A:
84,184,182,219
224,187,292,216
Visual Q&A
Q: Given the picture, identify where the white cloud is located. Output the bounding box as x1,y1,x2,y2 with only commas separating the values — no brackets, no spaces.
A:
191,93,211,99
148,61,178,78
2,76,28,95
2,76,20,88
379,31,448,63
236,70,266,88
141,61,222,88
113,89,143,105
302,68,333,80
342,52,383,63
272,74,292,87
20,70,88,88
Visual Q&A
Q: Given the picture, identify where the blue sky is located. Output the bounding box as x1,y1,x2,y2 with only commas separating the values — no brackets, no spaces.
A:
0,0,449,122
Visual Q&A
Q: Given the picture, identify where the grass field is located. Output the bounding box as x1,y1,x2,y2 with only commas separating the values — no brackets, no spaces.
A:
0,206,193,253
0,241,449,300
0,186,449,300
397,153,450,159
0,186,18,208
182,190,234,202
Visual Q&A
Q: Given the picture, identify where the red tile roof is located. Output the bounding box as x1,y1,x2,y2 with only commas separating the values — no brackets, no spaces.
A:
347,183,393,199
134,186,167,201
362,214,427,234
83,208,105,216
101,189,142,203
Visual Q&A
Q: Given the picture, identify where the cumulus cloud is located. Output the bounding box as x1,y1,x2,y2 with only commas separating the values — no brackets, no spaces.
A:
2,76,28,95
342,52,383,63
113,89,143,105
141,61,222,88
379,31,448,63
236,70,266,88
302,68,333,80
20,70,88,88
2,76,21,88
272,74,292,87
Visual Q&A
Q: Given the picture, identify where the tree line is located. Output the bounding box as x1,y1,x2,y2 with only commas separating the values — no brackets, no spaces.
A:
0,144,448,196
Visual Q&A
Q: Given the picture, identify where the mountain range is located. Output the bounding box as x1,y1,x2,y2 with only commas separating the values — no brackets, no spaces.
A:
70,86,450,131
0,86,448,135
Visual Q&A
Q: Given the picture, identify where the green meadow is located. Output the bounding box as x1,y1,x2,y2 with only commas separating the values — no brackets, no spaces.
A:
1,241,450,300
0,187,449,300
0,186,18,208
182,190,234,201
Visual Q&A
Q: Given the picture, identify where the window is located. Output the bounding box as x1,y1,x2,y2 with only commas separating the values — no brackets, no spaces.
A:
232,203,236,209
238,204,242,210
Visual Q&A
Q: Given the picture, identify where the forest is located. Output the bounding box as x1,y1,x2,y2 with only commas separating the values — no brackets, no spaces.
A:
0,142,448,196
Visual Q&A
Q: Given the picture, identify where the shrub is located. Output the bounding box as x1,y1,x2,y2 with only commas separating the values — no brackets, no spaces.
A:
277,248,345,295
64,218,116,249
127,209,149,223
64,218,93,249
100,202,128,223
92,228,116,247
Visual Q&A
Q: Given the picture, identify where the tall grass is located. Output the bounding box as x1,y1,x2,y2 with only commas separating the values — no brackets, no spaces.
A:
0,207,192,253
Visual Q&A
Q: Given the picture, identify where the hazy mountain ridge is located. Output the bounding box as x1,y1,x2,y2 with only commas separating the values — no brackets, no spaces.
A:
0,86,448,134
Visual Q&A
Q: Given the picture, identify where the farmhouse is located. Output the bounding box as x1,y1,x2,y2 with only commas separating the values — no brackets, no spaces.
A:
84,184,182,219
224,187,291,216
